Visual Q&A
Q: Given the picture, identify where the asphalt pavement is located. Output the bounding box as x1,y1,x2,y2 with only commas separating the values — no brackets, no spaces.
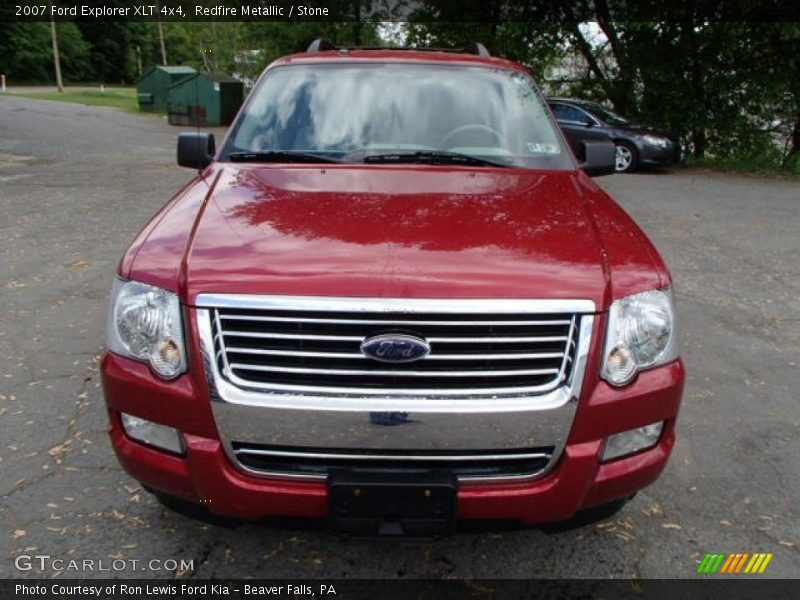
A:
1,94,798,579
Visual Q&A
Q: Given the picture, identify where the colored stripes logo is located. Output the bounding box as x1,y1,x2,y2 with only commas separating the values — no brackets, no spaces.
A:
697,552,773,574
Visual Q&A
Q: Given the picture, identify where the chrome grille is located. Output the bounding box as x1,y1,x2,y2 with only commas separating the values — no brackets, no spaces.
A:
202,295,588,397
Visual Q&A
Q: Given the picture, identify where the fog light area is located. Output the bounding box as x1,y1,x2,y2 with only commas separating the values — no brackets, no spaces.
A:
121,413,184,455
602,422,664,462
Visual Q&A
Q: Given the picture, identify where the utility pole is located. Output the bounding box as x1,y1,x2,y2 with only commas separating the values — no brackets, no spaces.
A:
48,0,64,92
156,1,167,65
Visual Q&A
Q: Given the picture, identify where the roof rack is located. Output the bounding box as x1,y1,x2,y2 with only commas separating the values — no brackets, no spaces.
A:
305,38,490,57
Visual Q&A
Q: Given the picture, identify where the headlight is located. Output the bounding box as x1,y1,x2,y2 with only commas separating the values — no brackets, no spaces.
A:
642,135,669,149
106,278,187,379
601,288,678,386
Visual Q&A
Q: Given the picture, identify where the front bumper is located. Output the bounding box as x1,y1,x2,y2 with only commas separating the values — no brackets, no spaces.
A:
639,142,682,167
101,344,684,523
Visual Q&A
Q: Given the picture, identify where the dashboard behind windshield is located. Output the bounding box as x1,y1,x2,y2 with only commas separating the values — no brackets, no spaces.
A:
223,62,575,170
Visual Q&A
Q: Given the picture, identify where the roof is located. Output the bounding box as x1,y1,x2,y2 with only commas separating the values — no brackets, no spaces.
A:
272,49,524,72
547,97,594,105
307,39,490,56
136,65,196,83
158,65,197,74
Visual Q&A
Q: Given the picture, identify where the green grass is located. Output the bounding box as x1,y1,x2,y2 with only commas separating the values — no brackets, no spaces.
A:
10,88,140,113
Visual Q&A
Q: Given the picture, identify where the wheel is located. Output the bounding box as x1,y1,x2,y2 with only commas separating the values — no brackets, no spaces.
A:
614,142,638,173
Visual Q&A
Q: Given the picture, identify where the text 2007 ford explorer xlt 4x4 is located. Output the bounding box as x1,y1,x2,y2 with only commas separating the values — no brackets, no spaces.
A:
102,41,684,535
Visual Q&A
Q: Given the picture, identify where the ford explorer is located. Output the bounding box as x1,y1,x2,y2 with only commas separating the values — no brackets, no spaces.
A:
101,40,684,536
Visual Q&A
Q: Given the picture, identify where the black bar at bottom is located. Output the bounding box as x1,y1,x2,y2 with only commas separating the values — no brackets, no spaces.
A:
4,579,796,600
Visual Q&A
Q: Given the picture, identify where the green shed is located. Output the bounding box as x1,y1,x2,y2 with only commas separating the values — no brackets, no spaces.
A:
136,65,196,112
166,72,244,126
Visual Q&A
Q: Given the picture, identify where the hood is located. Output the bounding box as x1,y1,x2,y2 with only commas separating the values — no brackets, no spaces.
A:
177,165,612,305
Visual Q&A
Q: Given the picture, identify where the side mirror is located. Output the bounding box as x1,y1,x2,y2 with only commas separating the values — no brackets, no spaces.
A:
177,132,215,170
581,140,616,177
582,118,595,128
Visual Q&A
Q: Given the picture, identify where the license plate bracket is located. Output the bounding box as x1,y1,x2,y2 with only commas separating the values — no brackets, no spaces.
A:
327,469,457,538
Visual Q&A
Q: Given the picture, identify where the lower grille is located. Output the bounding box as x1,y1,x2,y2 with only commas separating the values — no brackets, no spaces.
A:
232,443,555,482
203,295,588,397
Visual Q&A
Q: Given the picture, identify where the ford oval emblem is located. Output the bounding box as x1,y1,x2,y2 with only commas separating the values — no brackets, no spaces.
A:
360,334,431,363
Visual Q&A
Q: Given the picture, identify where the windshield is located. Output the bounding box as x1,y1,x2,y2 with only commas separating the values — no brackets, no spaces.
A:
584,102,629,125
223,63,574,169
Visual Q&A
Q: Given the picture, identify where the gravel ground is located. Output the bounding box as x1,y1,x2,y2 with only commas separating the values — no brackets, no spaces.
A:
1,95,798,579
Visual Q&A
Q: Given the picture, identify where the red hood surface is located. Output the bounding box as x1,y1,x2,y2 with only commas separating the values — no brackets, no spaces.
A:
182,165,608,304
126,164,668,309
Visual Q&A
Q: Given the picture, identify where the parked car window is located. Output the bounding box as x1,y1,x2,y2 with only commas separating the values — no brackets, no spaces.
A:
551,103,593,125
582,102,629,125
225,63,574,169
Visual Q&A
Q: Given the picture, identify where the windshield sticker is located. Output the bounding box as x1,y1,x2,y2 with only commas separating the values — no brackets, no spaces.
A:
527,142,559,154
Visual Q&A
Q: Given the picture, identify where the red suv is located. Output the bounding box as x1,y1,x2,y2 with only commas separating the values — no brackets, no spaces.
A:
102,41,684,535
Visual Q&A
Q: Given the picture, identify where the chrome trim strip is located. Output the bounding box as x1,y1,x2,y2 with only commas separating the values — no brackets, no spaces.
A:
225,347,565,361
214,309,232,374
231,447,553,483
460,471,549,484
556,316,577,377
230,461,552,484
196,294,596,314
568,314,594,399
219,373,568,396
429,335,568,343
212,375,567,397
223,330,364,341
219,314,573,326
234,447,551,462
229,363,560,377
220,330,569,344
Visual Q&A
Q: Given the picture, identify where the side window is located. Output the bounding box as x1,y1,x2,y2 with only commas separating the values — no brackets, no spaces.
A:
551,103,591,124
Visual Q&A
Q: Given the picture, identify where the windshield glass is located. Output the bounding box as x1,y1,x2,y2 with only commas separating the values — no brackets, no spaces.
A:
223,63,574,169
584,102,629,125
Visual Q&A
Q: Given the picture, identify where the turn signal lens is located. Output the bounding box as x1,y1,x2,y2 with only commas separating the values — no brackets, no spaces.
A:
604,346,637,385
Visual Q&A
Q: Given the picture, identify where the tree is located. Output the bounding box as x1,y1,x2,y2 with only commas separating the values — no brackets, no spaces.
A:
0,22,53,83
77,21,146,83
745,23,800,167
0,20,89,84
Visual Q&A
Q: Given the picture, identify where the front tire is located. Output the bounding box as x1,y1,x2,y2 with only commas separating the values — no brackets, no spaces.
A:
614,142,638,173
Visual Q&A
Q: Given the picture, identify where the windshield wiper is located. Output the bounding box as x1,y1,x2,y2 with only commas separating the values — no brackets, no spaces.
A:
362,151,510,168
227,151,341,164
